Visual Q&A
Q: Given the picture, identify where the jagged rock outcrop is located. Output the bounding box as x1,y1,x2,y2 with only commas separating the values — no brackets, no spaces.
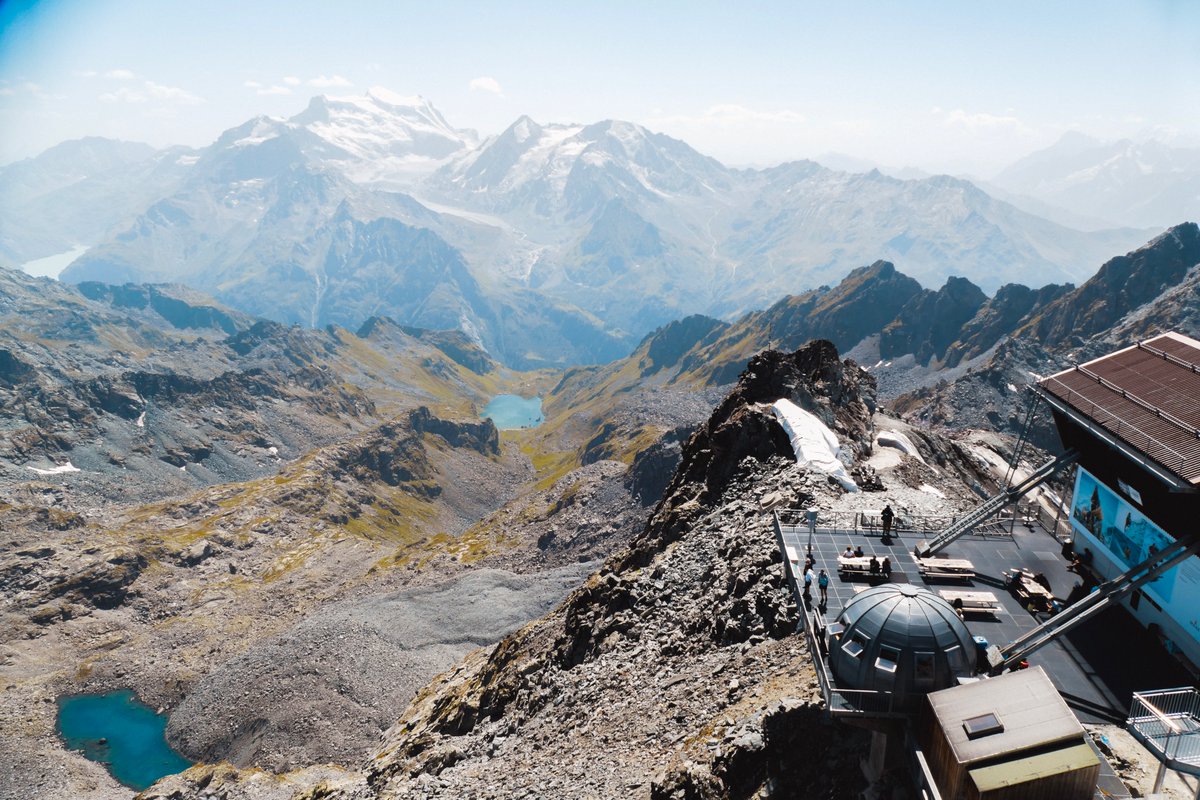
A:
1020,222,1200,347
396,324,495,375
642,314,730,375
625,424,692,506
942,281,1071,367
76,281,252,334
408,405,499,456
656,341,875,519
879,275,987,364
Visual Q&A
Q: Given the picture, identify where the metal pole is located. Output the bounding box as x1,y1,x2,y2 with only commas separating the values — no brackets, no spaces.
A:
1154,760,1168,794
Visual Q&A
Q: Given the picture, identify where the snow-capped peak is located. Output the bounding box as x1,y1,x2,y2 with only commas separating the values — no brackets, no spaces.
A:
366,86,428,111
283,89,478,186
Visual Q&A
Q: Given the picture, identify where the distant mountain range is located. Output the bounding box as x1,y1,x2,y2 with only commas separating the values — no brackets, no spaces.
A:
0,90,1173,367
989,131,1200,230
548,222,1200,420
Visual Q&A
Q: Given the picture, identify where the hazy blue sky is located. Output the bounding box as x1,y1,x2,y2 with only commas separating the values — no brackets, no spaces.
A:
1,0,1196,174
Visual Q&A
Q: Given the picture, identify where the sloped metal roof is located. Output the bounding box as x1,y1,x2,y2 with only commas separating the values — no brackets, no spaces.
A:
1040,332,1200,485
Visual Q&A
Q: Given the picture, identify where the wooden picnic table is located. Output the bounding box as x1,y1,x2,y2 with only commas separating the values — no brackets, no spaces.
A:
837,555,894,581
837,555,877,572
917,556,975,580
1008,570,1054,608
938,589,999,613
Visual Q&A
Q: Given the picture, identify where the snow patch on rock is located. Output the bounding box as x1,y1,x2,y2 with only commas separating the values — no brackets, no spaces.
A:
875,430,926,464
771,399,858,492
28,461,81,475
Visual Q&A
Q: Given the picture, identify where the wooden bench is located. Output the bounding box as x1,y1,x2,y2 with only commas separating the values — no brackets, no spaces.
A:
938,589,999,615
917,557,975,581
837,556,896,583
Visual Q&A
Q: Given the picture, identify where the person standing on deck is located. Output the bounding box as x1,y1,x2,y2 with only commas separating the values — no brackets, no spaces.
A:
881,504,895,539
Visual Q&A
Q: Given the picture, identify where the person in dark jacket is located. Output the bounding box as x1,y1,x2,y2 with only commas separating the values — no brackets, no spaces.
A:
881,505,895,541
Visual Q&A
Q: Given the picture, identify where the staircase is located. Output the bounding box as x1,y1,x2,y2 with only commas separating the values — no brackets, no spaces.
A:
914,449,1078,558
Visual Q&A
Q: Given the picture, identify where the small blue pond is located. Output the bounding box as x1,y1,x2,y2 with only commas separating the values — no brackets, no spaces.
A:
481,394,544,430
57,690,193,791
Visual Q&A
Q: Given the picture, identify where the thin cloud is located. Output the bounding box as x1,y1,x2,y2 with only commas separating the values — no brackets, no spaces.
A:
932,106,1030,135
649,103,805,128
100,80,203,105
469,76,504,96
99,87,145,103
105,69,136,80
0,80,43,97
145,81,203,104
283,76,301,86
244,79,291,95
309,74,352,88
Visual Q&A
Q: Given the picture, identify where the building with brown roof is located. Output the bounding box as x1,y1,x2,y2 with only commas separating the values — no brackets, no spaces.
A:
919,667,1101,800
1040,331,1200,671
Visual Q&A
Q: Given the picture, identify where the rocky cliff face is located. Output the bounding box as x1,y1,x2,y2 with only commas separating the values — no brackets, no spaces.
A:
1019,222,1200,348
896,222,1200,438
941,281,1071,368
879,275,987,364
76,281,254,334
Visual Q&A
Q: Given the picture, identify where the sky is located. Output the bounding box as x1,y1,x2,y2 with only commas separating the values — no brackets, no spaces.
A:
0,0,1197,176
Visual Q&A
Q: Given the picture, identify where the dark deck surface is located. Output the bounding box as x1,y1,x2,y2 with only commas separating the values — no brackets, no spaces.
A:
780,520,1196,725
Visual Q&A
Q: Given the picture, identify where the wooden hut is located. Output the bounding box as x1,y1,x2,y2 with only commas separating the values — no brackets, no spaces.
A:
919,667,1100,800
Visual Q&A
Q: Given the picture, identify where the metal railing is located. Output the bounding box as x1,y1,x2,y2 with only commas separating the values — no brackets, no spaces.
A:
1138,340,1200,375
775,508,967,536
1128,687,1200,794
1128,688,1200,773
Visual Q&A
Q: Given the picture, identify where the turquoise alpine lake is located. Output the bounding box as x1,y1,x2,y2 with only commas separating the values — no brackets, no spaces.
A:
481,394,544,429
56,690,193,791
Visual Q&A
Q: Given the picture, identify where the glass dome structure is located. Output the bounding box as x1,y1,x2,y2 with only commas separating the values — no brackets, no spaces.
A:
828,583,976,709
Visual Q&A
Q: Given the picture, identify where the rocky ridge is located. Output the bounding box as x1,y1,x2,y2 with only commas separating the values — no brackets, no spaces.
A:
895,222,1200,437
0,268,525,510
